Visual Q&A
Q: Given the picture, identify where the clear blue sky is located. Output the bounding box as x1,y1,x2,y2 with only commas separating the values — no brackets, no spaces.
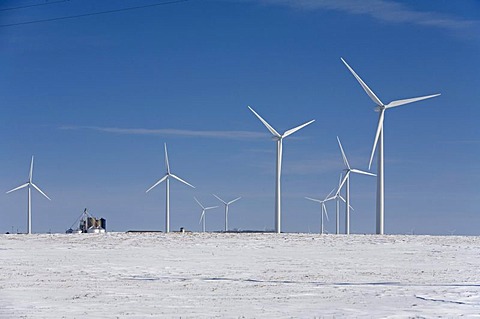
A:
0,0,478,235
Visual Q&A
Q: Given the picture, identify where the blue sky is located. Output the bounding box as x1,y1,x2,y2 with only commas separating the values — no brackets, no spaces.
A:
0,0,478,235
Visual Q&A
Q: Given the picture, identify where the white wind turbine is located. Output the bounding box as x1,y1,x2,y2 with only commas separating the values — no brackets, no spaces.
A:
330,173,354,235
146,143,195,233
248,106,315,233
194,197,218,233
6,156,51,234
335,137,376,235
341,58,440,234
212,194,241,232
305,190,334,235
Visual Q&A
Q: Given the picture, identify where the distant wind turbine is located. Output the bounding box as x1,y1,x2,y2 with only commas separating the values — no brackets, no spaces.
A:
6,156,51,234
248,105,315,233
335,137,375,235
341,57,440,234
305,189,334,235
146,143,195,233
194,197,218,232
330,173,354,235
212,194,241,232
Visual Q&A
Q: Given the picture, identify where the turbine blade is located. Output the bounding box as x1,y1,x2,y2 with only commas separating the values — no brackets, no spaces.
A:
338,172,343,189
199,211,205,224
227,197,241,205
248,106,281,138
205,206,218,210
325,187,336,201
305,197,322,203
282,119,315,138
6,182,29,194
338,195,354,211
212,194,227,205
29,156,34,182
194,197,205,209
385,94,441,109
31,182,51,200
323,203,329,222
340,57,384,107
369,109,385,169
350,168,376,177
146,175,168,193
335,172,350,196
337,136,350,169
164,143,170,174
170,174,195,188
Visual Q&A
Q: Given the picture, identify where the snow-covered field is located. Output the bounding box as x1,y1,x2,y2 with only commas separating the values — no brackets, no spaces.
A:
0,233,479,318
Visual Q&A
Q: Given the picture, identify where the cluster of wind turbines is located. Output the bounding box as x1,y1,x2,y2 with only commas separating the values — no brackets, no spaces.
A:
247,58,440,235
6,58,439,235
146,143,241,233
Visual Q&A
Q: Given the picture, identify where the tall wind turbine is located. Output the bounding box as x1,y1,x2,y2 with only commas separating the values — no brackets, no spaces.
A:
341,58,440,234
194,197,218,233
336,137,376,235
146,143,195,233
212,194,241,232
248,106,315,233
305,190,334,235
6,156,51,234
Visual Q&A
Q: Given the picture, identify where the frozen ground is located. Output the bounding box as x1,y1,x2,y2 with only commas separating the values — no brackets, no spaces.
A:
0,233,479,318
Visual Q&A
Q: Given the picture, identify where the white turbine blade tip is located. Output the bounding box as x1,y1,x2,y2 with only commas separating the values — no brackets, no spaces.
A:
247,106,281,138
228,197,241,204
369,109,385,169
31,183,51,200
351,168,376,177
386,93,441,109
194,197,205,209
212,194,227,204
340,58,384,106
6,183,29,194
337,136,350,169
146,175,168,193
170,174,195,188
164,143,170,174
282,119,315,138
305,197,322,203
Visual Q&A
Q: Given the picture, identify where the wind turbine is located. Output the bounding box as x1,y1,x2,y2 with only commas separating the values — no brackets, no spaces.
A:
341,57,440,234
305,190,334,235
6,156,51,234
329,173,354,235
335,137,376,235
248,106,315,233
212,194,241,232
146,143,195,233
194,197,218,233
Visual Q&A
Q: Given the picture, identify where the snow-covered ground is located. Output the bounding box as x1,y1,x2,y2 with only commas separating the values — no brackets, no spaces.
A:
0,233,479,318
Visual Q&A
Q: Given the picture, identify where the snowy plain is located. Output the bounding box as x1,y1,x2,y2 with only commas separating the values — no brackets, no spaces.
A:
0,233,479,318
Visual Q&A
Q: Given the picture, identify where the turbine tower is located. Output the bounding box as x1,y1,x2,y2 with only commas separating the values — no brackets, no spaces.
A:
305,190,334,235
335,137,375,235
6,156,51,234
341,57,440,234
146,143,195,233
248,106,315,233
212,194,241,232
194,197,218,233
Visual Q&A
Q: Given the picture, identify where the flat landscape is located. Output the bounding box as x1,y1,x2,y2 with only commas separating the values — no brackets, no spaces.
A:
0,233,479,318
